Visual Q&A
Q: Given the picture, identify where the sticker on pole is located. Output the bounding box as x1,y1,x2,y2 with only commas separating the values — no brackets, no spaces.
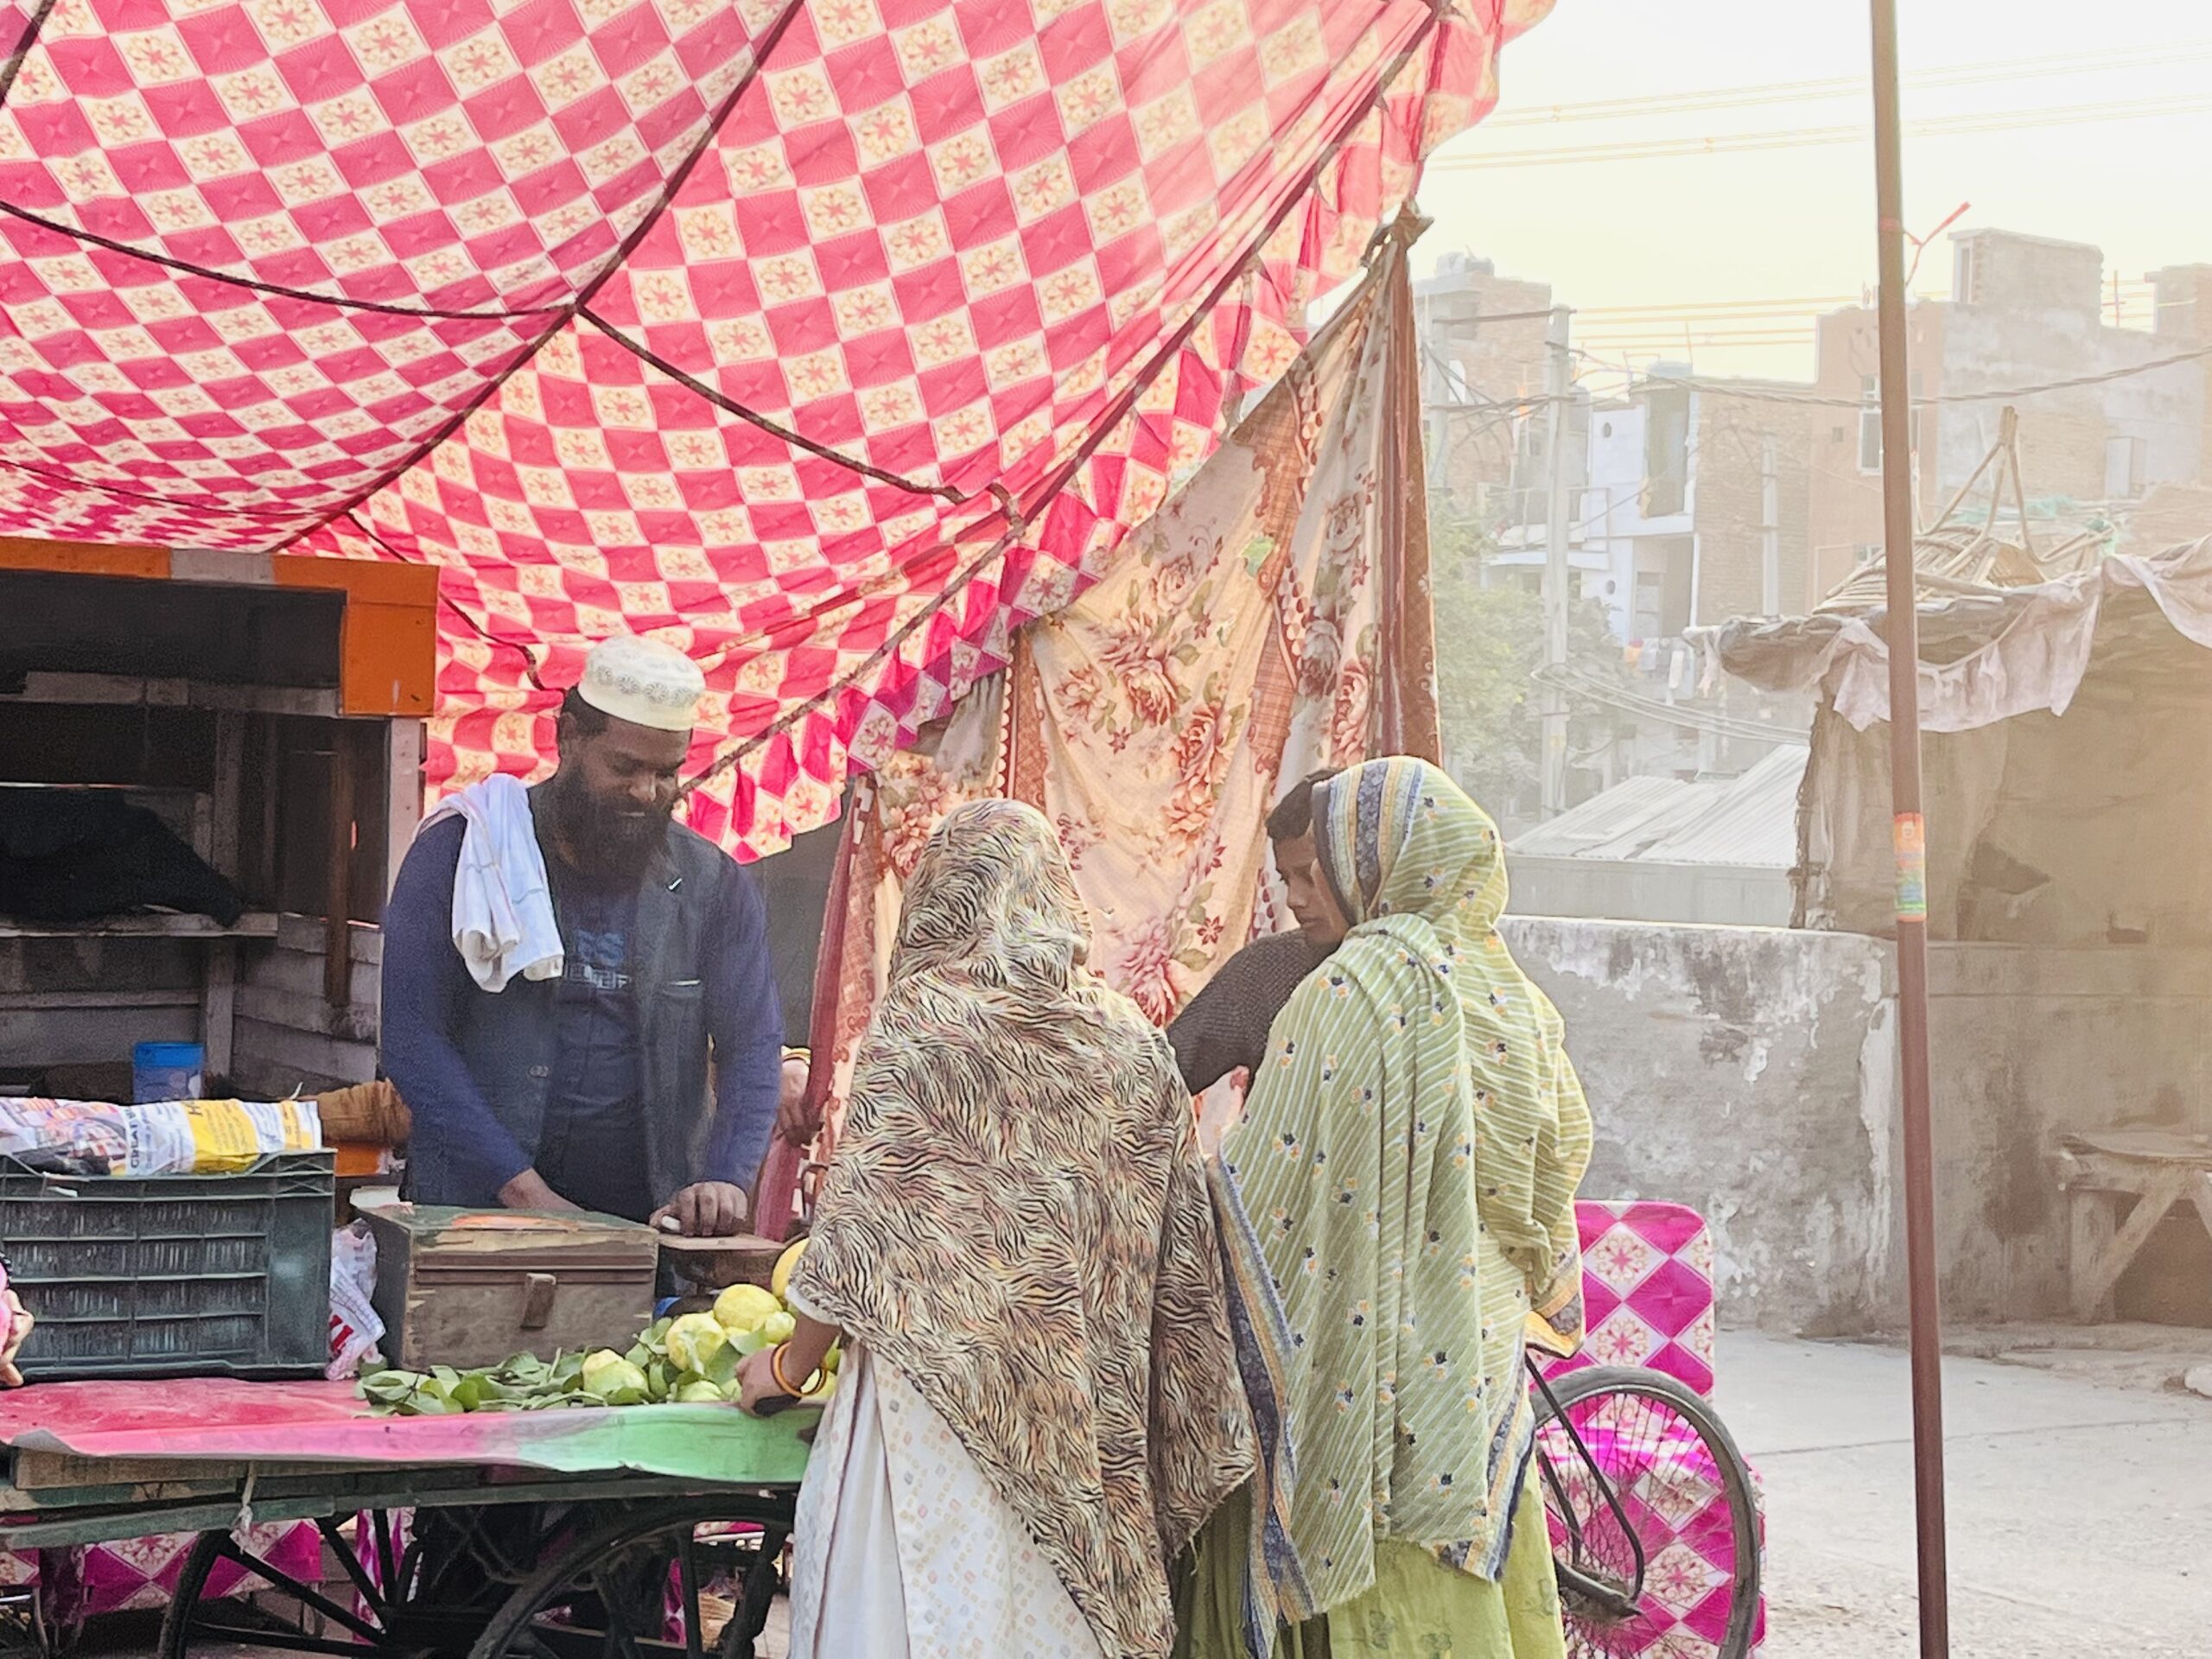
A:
1893,812,1928,923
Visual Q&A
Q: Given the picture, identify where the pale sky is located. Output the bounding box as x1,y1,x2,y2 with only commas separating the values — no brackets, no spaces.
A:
1415,0,2212,383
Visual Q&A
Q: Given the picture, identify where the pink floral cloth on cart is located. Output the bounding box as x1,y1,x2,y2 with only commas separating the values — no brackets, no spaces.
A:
1535,1200,1767,1657
0,1522,322,1642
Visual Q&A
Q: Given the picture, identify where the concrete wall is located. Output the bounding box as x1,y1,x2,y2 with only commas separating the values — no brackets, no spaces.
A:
1502,918,1902,1336
1923,944,2212,1324
1507,856,1795,928
1503,917,2212,1336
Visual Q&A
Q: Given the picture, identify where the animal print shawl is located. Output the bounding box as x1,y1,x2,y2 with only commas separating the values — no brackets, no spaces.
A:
788,799,1256,1659
1222,757,1592,1618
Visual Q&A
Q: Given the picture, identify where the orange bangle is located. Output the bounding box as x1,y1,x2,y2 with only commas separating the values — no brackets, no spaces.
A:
769,1342,817,1398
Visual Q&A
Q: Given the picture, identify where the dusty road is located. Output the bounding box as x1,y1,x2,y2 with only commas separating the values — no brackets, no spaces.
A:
1724,1330,2212,1657
73,1330,2212,1659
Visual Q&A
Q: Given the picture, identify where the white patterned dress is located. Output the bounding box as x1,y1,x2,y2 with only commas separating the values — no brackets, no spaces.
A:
784,1324,1103,1659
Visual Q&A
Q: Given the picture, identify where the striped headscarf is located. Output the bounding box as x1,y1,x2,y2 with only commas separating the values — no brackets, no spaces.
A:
789,799,1256,1659
1223,756,1592,1618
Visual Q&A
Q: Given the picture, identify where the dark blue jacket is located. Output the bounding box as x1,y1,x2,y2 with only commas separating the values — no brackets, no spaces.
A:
379,790,782,1210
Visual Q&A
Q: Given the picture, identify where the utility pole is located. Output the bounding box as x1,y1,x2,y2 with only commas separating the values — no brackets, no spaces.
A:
1539,304,1573,818
1869,0,1951,1654
1421,293,1449,507
1760,435,1780,617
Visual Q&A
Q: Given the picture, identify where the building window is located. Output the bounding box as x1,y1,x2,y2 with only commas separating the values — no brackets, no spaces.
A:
2105,435,2147,499
1858,373,1929,474
1633,537,1694,639
1633,570,1664,642
1954,240,1979,304
1642,384,1689,518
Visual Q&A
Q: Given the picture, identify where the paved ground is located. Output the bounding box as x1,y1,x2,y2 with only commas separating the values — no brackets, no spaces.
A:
1722,1328,2212,1658
60,1326,2212,1658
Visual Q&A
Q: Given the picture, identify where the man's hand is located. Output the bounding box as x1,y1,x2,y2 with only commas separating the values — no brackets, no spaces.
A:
1,1291,34,1389
499,1169,579,1213
651,1181,749,1238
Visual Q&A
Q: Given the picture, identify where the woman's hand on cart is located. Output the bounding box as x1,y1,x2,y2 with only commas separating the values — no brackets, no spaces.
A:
735,1313,842,1416
734,1346,797,1416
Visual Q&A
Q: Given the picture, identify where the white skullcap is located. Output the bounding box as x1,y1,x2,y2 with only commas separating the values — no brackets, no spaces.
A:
576,635,705,733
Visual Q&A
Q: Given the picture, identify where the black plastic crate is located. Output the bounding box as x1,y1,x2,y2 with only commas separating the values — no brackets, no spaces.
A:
1,1150,334,1380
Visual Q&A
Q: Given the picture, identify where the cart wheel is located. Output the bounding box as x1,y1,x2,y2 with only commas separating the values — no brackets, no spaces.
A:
467,1498,791,1659
157,1506,562,1659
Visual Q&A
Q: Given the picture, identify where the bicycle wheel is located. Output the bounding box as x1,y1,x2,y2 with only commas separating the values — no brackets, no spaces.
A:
1533,1366,1763,1659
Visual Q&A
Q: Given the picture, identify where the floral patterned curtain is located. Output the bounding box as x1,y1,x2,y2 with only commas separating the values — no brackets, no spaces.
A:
812,218,1435,1116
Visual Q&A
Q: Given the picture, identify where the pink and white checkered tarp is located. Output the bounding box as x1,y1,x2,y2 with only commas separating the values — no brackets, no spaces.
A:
0,0,1552,855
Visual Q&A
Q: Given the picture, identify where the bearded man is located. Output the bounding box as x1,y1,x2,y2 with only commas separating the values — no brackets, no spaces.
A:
380,637,781,1236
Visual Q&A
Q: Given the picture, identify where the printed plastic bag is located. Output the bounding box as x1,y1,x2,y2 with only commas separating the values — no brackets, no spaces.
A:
0,1096,321,1177
327,1221,384,1381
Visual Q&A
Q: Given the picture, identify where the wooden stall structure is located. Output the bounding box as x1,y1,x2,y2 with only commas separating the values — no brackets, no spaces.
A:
0,542,437,1097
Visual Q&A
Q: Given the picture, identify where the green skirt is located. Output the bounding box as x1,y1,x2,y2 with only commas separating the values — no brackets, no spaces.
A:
1176,1457,1567,1659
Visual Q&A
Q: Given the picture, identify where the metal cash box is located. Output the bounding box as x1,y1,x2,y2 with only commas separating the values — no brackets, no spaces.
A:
360,1204,659,1371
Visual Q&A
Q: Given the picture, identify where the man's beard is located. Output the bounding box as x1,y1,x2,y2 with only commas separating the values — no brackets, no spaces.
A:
548,772,671,881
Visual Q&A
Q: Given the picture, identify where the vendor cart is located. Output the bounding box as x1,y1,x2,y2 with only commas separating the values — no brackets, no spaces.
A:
0,1378,813,1659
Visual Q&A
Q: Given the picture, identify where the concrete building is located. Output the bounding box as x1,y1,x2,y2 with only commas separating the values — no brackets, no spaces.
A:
1807,229,2211,598
1575,368,1815,642
1414,252,1561,525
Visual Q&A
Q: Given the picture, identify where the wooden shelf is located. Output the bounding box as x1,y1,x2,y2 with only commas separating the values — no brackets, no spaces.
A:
0,912,281,941
3,671,339,718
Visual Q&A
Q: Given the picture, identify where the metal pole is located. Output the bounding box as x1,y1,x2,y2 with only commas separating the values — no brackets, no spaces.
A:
1868,3,1951,1655
1760,435,1781,619
1539,305,1572,817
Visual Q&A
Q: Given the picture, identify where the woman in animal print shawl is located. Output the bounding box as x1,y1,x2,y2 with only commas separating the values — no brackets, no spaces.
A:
740,798,1259,1659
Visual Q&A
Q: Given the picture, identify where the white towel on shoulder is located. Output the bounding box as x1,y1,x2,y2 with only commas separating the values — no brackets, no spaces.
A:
421,774,563,993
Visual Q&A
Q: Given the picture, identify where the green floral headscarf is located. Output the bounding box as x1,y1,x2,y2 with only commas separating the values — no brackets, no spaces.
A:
1222,756,1591,1619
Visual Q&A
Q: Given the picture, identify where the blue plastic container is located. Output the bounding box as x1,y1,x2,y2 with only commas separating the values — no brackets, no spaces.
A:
132,1041,205,1103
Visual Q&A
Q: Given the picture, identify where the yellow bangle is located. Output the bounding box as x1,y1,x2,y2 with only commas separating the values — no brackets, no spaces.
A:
769,1342,818,1398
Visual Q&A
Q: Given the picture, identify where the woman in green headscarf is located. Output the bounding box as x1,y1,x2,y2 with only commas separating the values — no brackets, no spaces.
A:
1179,756,1592,1659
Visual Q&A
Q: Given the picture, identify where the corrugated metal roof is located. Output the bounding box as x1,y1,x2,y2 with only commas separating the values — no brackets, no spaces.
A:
1643,746,1807,867
1508,775,1707,859
1508,746,1806,869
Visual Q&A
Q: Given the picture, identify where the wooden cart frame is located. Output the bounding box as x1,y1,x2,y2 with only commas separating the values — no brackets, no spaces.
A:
0,1379,810,1659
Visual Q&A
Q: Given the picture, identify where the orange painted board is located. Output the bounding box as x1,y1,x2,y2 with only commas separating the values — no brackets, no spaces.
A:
0,540,167,579
275,556,441,717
